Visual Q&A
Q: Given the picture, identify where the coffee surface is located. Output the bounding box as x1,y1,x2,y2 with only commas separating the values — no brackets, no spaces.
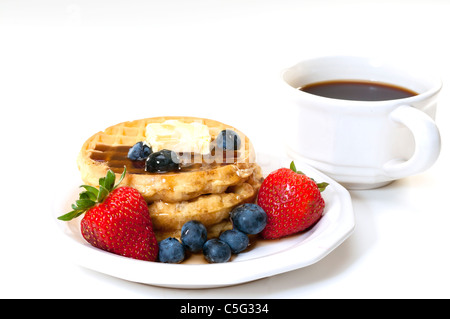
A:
300,80,417,101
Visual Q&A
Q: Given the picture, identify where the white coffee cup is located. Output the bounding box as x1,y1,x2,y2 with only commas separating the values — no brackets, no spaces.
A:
282,55,441,189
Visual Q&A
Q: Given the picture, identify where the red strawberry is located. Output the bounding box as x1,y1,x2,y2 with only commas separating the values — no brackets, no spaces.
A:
257,162,328,239
58,168,158,261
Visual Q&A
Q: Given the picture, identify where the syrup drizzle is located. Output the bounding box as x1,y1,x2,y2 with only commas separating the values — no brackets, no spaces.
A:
89,144,240,174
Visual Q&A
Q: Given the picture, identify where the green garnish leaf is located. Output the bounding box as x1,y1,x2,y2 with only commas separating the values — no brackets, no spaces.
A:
80,191,98,201
57,210,85,221
113,167,127,190
57,167,128,221
98,176,106,188
75,199,96,209
316,182,329,192
80,185,99,198
97,185,109,203
289,161,329,192
289,161,297,173
103,170,116,191
79,192,89,200
289,161,305,175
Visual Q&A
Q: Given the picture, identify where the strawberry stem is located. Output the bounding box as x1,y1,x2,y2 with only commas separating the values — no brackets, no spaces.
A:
58,167,127,221
289,161,329,192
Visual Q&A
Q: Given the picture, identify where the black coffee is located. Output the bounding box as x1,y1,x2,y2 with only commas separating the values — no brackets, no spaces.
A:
300,80,418,101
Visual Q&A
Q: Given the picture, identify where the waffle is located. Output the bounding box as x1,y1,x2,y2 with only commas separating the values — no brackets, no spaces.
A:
78,116,258,202
150,166,263,241
77,116,263,240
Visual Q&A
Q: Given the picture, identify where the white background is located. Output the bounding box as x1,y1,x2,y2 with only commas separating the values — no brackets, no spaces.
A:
1,0,449,298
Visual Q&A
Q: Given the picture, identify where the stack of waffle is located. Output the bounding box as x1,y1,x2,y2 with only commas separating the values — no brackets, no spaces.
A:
77,116,263,241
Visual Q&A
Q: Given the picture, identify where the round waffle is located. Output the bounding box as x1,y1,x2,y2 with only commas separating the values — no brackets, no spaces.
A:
77,116,259,203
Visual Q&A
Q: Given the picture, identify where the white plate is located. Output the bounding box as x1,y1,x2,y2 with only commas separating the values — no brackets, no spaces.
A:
51,154,355,288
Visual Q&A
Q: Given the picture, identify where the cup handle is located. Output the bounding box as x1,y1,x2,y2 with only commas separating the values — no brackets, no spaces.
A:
383,105,441,179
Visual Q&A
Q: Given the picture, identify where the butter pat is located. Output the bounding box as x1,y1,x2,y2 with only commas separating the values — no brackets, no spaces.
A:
145,120,211,154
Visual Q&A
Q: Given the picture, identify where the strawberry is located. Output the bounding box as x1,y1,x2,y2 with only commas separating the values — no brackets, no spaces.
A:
257,162,328,239
58,168,158,261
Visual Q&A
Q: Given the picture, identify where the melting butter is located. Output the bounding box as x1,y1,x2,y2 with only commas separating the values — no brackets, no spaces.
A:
145,120,211,155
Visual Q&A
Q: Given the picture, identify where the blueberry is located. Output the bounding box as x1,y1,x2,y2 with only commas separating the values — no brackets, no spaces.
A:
158,237,186,263
145,149,180,173
219,229,249,254
128,141,152,161
180,220,207,253
230,203,267,235
215,129,241,151
203,239,231,263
